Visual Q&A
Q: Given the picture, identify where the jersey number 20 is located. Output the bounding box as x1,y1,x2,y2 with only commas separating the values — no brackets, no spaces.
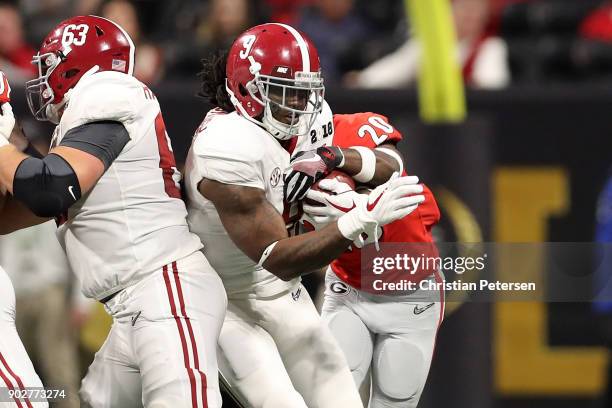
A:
358,116,394,145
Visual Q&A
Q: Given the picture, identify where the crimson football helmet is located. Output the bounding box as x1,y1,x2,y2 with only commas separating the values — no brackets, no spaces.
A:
225,23,325,140
25,15,135,123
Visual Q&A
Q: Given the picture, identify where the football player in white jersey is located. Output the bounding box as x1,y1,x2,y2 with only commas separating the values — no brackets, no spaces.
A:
0,16,226,408
185,23,425,408
0,72,48,408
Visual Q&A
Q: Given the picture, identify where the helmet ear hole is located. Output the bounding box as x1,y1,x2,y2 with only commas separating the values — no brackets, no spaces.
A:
63,69,80,79
238,84,249,97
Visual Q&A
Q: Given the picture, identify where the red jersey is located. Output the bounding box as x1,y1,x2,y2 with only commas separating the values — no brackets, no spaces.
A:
330,113,441,290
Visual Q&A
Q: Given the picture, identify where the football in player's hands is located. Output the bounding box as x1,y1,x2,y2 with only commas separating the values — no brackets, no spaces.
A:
301,170,363,229
304,170,356,207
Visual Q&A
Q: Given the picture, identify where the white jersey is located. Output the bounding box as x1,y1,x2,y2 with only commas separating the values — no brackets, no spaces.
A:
186,103,333,298
53,71,203,301
293,106,334,154
0,266,15,323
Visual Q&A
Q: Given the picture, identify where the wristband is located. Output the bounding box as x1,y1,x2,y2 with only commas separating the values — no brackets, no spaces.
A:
375,146,403,175
350,146,377,183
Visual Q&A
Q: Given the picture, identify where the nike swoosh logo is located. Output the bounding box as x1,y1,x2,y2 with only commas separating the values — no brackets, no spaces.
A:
326,198,356,213
367,191,384,211
131,311,142,326
414,303,435,315
68,185,77,201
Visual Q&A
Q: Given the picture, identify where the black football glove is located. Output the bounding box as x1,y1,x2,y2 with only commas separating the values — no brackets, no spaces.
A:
284,146,344,203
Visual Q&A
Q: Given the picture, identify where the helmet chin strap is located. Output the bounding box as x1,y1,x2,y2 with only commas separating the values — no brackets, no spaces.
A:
262,104,307,141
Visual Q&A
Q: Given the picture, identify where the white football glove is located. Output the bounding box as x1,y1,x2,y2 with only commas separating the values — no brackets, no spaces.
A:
0,102,14,148
337,173,425,249
303,178,366,226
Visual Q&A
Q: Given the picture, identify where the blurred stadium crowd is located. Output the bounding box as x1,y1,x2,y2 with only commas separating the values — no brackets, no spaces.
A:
4,0,612,91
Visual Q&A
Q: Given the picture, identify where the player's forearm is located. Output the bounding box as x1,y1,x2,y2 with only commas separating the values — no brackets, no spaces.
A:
0,194,48,234
338,147,400,187
0,145,28,194
262,223,352,281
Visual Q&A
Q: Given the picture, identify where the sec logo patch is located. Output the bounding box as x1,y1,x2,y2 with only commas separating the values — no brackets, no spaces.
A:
270,167,282,187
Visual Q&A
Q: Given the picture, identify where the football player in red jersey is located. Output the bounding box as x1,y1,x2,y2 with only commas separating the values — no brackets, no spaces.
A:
290,112,444,408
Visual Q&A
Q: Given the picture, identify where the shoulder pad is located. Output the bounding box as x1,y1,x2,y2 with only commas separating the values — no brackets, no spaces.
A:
61,72,143,130
193,113,268,163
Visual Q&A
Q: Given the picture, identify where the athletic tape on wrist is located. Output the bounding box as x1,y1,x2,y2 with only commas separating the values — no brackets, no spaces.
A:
350,146,377,183
257,240,279,268
375,146,403,175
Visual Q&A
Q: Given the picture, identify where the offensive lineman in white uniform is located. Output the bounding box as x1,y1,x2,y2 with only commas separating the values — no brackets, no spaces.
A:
0,16,226,407
185,23,425,408
0,72,48,408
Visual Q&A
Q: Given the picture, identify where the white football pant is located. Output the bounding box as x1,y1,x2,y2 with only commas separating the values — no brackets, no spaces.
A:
80,252,227,408
218,283,363,408
322,269,444,408
0,268,48,408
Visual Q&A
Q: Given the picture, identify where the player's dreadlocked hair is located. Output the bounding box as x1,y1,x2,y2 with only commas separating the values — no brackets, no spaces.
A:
197,51,235,113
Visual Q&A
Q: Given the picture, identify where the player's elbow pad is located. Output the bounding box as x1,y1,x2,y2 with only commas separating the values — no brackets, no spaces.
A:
13,154,81,218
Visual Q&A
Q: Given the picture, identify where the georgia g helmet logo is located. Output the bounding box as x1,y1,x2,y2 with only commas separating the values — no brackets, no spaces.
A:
330,281,349,295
